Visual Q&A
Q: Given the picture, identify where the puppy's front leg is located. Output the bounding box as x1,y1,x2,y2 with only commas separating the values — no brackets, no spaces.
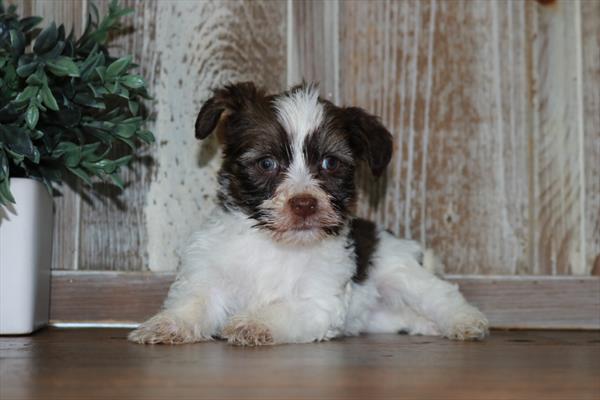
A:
128,280,226,344
222,300,340,346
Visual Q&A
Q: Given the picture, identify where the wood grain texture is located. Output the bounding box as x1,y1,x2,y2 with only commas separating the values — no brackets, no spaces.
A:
18,0,87,35
48,271,600,329
141,0,287,271
330,0,596,275
339,0,531,274
2,329,599,400
580,0,600,275
529,0,587,275
288,0,339,101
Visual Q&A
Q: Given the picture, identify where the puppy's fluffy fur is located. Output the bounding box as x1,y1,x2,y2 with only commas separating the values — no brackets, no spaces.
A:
129,83,488,346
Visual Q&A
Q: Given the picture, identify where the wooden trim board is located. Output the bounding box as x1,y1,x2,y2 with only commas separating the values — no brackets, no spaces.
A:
49,271,600,330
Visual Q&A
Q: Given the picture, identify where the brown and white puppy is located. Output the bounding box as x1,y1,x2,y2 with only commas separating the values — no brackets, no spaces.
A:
129,83,488,346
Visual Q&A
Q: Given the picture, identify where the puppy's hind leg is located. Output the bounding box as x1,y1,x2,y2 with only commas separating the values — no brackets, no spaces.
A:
372,237,489,341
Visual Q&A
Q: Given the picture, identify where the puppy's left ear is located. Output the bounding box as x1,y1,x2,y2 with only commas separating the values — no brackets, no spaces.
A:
195,82,261,140
343,107,393,176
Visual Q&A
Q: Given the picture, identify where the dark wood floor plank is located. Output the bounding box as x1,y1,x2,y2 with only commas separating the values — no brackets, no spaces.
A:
1,329,599,400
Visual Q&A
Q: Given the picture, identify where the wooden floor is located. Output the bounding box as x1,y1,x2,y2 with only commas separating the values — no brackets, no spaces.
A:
1,329,599,400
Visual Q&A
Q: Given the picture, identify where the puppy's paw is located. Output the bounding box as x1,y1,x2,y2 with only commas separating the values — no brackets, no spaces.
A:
222,317,274,347
444,307,489,341
128,313,199,345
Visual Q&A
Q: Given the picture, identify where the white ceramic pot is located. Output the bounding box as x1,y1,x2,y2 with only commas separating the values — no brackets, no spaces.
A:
0,178,53,334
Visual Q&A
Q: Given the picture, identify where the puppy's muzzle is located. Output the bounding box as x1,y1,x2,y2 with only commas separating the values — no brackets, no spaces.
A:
289,195,318,218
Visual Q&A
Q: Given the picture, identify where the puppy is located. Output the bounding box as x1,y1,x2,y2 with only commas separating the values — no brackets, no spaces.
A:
129,83,488,346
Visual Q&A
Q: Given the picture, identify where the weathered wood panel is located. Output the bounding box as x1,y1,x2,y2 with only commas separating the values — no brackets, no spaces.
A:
19,0,87,35
339,0,531,274
330,0,598,275
288,0,339,101
529,0,587,275
581,0,600,275
49,271,600,329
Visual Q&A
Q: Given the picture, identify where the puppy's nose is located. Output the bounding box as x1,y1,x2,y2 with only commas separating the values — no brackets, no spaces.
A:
289,195,318,218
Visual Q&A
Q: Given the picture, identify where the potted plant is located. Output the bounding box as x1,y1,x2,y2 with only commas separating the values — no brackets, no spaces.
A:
0,0,154,334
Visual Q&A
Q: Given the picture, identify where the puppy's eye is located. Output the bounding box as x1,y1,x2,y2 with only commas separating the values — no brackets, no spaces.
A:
321,156,340,172
257,157,279,173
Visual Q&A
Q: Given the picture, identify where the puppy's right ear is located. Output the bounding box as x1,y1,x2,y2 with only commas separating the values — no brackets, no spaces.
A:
194,82,261,140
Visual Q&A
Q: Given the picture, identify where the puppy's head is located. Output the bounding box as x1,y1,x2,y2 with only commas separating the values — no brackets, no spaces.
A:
195,82,392,244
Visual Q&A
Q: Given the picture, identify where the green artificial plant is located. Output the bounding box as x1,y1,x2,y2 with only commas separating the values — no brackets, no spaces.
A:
0,0,154,205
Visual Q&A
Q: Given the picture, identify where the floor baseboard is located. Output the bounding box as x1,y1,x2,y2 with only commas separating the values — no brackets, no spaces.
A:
49,271,600,329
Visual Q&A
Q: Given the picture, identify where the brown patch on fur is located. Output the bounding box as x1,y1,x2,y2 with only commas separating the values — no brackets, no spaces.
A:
348,218,378,283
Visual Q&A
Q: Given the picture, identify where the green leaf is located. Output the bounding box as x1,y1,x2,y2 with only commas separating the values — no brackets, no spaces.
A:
15,86,38,102
67,166,92,186
121,75,145,89
51,141,78,158
41,85,59,111
9,29,25,55
26,103,39,129
16,61,38,77
0,149,8,180
0,125,36,160
136,130,155,143
116,135,134,149
128,100,139,115
30,130,44,140
64,147,82,167
73,93,105,109
94,66,106,82
112,155,132,168
51,142,82,167
25,70,45,86
80,51,103,81
0,178,15,205
46,56,80,77
4,147,25,165
40,40,65,60
33,22,58,54
19,16,43,32
114,121,139,139
109,172,124,190
106,55,131,78
80,142,101,158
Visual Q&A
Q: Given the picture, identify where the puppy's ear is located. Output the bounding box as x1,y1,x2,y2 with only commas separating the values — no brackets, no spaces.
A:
194,82,261,140
343,107,393,176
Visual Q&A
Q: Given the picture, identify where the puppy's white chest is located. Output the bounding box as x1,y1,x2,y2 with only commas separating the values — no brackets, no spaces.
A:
185,212,355,309
227,233,350,299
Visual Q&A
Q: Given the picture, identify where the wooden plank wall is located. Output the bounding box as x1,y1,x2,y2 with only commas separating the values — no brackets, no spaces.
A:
10,0,600,276
295,0,600,275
